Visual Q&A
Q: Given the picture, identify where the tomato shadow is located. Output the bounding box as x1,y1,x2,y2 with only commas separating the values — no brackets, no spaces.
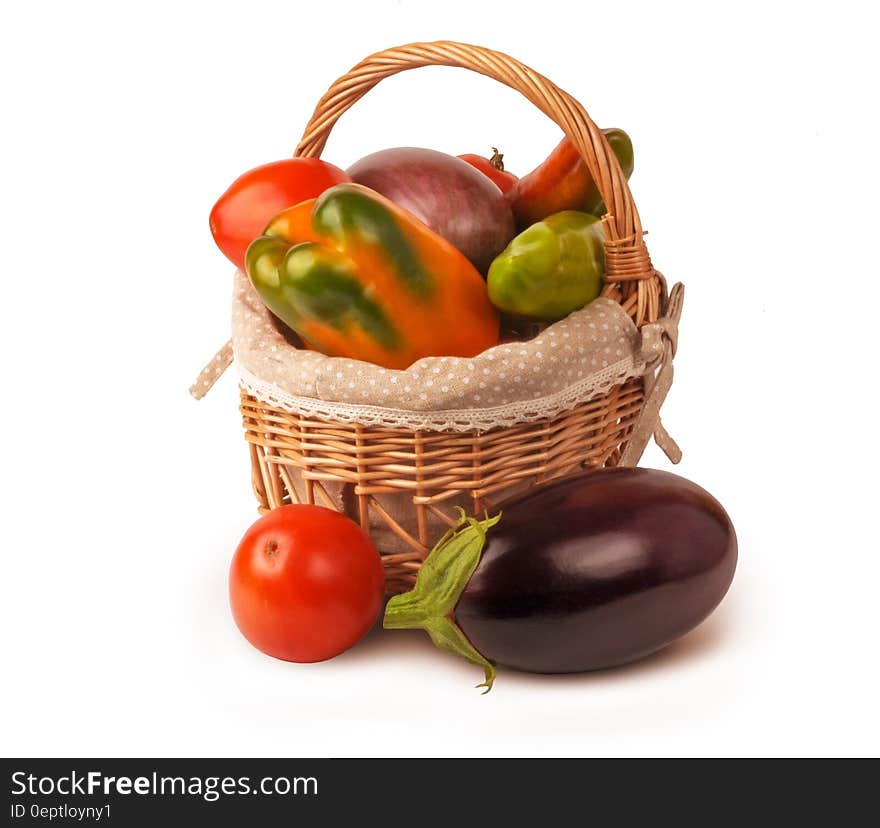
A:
336,616,431,665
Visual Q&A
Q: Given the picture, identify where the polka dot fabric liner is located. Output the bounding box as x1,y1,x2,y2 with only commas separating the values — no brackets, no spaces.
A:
231,269,657,432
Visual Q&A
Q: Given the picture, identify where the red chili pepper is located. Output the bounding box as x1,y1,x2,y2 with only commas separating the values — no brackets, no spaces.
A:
509,128,634,230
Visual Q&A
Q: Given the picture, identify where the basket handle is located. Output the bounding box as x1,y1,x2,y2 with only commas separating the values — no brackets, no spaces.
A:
295,41,652,283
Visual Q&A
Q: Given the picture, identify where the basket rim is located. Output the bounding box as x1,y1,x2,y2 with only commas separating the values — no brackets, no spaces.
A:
236,352,646,433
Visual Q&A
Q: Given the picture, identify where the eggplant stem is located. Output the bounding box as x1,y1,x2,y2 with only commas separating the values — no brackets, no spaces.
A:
383,511,501,692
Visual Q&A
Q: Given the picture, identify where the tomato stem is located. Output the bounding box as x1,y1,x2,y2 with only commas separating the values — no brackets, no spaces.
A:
489,147,505,171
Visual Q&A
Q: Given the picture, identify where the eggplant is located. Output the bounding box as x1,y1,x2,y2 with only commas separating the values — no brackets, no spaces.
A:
347,147,516,274
384,468,737,691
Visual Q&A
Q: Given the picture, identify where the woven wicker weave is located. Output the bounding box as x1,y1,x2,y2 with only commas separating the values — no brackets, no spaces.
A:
237,41,674,594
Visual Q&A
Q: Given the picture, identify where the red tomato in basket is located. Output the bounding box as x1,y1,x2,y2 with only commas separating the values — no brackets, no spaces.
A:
229,505,384,663
459,149,518,194
209,158,349,270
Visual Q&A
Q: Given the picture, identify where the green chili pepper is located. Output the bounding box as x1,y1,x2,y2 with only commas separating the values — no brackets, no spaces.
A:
486,211,605,320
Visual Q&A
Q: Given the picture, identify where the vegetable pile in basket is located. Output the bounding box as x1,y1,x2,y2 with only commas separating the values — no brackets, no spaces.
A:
210,130,633,368
211,133,738,691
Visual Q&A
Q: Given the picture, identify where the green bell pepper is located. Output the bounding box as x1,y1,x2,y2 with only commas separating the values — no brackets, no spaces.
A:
486,210,605,320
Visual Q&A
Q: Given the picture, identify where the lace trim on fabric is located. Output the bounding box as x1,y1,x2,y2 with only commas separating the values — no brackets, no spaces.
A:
237,356,644,433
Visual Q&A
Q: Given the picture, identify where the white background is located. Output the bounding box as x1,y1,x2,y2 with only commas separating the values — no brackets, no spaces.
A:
1,0,878,758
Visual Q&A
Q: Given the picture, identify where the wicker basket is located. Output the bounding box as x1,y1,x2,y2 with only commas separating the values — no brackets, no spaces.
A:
196,42,683,595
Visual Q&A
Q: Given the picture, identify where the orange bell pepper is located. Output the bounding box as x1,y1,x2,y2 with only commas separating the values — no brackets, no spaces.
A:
245,183,499,369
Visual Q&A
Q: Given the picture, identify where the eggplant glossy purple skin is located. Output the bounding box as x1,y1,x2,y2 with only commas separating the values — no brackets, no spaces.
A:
456,468,737,674
347,147,516,274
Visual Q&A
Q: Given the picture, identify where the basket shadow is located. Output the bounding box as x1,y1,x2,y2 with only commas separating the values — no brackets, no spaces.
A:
339,606,737,686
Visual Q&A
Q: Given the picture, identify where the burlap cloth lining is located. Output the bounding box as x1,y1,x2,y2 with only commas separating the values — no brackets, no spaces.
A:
227,269,675,433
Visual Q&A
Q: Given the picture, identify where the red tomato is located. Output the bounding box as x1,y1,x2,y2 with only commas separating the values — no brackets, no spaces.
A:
229,505,384,663
458,149,518,194
209,158,349,270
